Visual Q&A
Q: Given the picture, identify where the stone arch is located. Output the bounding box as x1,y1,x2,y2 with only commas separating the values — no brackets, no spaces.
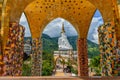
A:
54,56,65,72
86,9,104,38
1,0,118,49
24,0,97,39
22,12,33,37
0,0,119,76
87,0,114,22
1,0,36,50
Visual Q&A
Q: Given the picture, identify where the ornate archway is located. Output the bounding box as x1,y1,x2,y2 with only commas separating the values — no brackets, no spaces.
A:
0,0,119,77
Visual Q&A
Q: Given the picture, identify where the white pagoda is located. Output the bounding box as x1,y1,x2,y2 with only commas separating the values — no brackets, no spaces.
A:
53,23,77,74
58,23,73,51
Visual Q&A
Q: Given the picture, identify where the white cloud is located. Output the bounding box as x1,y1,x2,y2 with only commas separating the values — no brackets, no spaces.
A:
87,17,104,44
20,13,27,22
43,18,77,37
19,13,31,37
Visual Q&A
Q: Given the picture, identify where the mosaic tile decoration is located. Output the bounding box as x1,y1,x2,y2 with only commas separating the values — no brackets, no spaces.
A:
31,38,42,76
98,22,118,76
2,23,24,76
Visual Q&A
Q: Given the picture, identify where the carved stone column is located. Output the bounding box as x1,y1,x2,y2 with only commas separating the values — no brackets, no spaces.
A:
77,38,88,76
98,22,118,76
31,38,42,76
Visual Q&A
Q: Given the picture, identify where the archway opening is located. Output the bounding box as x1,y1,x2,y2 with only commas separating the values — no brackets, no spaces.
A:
41,17,78,76
87,10,104,76
19,12,32,76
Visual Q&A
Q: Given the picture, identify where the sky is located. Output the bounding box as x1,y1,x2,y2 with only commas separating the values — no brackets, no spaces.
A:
19,10,103,44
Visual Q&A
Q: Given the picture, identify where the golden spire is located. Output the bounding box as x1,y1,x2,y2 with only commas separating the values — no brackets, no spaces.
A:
61,23,65,33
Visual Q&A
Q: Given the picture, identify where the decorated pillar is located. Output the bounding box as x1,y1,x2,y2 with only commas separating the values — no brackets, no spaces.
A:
31,38,42,76
111,0,120,75
14,25,25,76
77,38,88,76
2,22,24,76
0,55,3,76
117,37,120,54
98,22,118,76
0,35,3,76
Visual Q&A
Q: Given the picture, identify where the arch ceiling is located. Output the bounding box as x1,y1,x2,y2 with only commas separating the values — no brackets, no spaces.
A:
1,0,34,49
25,0,96,38
24,0,114,38
1,0,118,47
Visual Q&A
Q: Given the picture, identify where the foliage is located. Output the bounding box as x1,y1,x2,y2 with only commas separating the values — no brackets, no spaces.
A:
42,60,53,76
64,59,78,75
42,51,54,76
89,56,101,76
42,34,58,53
42,51,54,62
22,58,31,76
22,51,54,76
87,40,100,58
71,67,78,75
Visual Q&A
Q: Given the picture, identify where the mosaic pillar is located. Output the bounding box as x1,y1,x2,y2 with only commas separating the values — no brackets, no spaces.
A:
116,37,120,74
117,37,120,54
98,22,118,76
0,34,3,75
111,0,120,75
0,55,3,76
13,25,24,76
77,38,88,76
3,22,24,76
31,38,42,76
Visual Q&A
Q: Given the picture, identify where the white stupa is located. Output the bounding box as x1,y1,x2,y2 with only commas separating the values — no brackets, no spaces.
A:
58,23,73,50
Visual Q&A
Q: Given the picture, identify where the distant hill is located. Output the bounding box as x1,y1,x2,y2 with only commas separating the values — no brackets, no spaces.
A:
24,34,100,58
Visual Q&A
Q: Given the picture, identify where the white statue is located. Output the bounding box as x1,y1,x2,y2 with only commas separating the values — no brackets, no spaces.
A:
58,23,73,50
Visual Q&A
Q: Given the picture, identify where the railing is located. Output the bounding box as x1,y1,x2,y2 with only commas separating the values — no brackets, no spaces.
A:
0,76,120,80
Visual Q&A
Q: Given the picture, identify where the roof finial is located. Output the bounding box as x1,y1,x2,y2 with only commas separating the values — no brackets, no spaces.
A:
61,22,65,33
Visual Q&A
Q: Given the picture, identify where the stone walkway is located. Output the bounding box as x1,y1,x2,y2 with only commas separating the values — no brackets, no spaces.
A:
54,69,72,76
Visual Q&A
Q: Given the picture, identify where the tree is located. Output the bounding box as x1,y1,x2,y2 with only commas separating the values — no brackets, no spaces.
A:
89,56,101,76
42,60,53,76
42,51,54,76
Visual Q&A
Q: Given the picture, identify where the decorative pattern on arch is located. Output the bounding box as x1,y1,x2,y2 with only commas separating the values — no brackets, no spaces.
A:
87,0,114,22
24,0,96,39
0,0,119,77
1,0,36,51
1,0,118,48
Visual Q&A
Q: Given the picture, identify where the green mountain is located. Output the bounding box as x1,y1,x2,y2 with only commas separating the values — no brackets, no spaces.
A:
24,34,100,58
41,34,58,53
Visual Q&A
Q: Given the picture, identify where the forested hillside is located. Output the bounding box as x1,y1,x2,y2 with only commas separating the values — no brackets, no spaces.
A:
24,34,100,58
